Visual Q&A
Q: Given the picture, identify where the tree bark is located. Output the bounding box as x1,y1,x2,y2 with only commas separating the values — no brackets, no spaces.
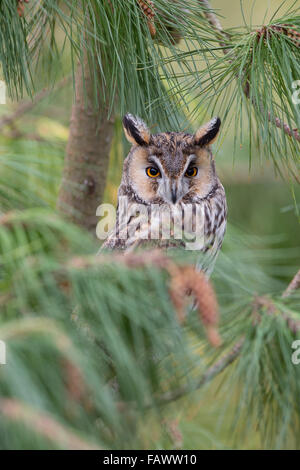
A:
57,57,114,233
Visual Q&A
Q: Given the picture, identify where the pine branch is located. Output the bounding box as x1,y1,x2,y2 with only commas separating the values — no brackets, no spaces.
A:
0,76,71,131
198,0,231,52
268,112,300,143
156,266,300,407
198,0,300,144
5,126,48,142
0,399,100,450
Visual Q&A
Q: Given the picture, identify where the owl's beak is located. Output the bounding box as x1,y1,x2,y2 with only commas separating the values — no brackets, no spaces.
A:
170,181,178,204
161,180,181,205
171,185,177,204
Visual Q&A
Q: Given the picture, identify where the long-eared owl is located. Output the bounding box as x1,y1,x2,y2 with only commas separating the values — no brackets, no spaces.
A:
100,114,227,276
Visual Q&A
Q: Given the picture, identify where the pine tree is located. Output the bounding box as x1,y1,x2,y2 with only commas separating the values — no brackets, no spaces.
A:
0,0,299,450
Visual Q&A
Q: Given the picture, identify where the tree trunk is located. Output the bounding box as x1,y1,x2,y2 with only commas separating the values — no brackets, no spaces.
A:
57,58,114,233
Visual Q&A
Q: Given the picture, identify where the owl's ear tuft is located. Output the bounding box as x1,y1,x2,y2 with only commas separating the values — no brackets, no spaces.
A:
194,117,221,147
122,113,150,146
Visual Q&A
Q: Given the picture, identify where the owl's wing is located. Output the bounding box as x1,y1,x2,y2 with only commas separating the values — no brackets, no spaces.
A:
99,224,127,251
196,217,227,276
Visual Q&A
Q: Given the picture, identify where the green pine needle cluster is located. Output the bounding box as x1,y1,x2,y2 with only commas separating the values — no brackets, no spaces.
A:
1,1,299,170
0,202,299,448
165,3,300,175
1,0,211,129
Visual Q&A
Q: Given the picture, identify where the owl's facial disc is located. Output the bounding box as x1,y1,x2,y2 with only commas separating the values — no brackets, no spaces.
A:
123,114,221,205
127,146,215,205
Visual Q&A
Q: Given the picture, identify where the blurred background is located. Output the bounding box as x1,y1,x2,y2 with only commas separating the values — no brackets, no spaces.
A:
0,0,299,450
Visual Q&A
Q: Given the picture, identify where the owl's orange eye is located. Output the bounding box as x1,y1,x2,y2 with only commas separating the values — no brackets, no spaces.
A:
185,166,198,177
146,167,160,178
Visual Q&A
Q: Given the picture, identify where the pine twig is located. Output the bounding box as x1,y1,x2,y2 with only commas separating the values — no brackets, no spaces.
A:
253,294,300,334
282,269,300,298
198,0,300,143
116,338,243,409
198,0,231,53
268,112,300,143
156,338,245,406
0,76,71,131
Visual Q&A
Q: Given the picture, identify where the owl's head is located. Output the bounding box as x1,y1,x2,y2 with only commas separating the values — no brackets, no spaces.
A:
121,113,221,205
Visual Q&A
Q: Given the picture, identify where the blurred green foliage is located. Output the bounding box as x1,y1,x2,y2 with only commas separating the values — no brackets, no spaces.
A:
0,0,299,450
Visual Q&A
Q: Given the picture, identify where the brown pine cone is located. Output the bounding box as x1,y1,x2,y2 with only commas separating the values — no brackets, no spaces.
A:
137,0,156,37
169,265,221,347
281,24,300,47
137,0,155,20
256,24,300,48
